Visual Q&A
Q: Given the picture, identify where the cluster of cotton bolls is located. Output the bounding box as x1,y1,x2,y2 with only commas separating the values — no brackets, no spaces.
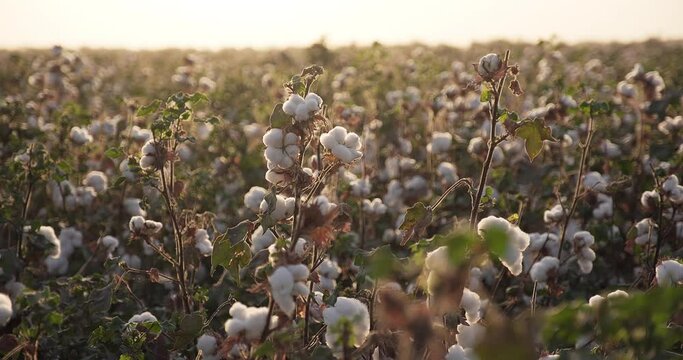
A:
657,115,683,135
283,93,323,122
48,179,98,210
571,231,596,274
33,225,83,275
543,205,565,224
129,215,163,236
523,232,560,272
316,258,341,292
623,63,666,100
320,126,363,163
194,229,213,256
350,177,371,197
269,264,310,316
477,216,530,276
224,302,278,341
322,297,370,352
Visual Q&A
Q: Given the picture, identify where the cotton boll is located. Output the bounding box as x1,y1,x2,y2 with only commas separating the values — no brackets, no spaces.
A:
362,198,387,217
195,229,213,256
130,125,153,143
571,231,596,274
100,235,119,254
128,311,158,324
224,302,279,341
250,226,276,254
320,126,363,163
0,293,12,327
313,195,338,216
437,162,459,186
456,323,485,349
261,195,296,221
543,204,565,224
524,233,560,271
634,218,658,245
323,297,370,350
69,126,93,145
461,288,481,324
661,175,683,204
269,266,297,316
427,132,452,154
83,171,108,193
124,198,147,216
445,344,477,360
129,216,163,235
599,140,621,158
350,178,372,197
75,186,97,207
45,255,69,275
477,216,530,276
592,193,613,219
317,258,341,292
196,334,218,359
244,186,267,213
529,256,560,283
37,226,61,258
583,171,607,192
617,81,636,98
655,259,683,287
59,227,82,258
119,158,137,181
640,190,660,210
477,53,502,79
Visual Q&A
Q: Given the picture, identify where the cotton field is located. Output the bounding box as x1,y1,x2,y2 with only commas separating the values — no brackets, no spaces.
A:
0,39,682,359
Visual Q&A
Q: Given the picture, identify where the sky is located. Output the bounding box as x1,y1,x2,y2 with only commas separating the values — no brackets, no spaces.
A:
1,0,682,49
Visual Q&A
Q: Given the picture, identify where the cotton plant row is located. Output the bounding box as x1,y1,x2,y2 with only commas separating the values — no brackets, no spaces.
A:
0,44,682,360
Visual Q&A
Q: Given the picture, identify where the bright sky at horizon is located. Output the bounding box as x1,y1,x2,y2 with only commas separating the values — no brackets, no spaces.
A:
1,0,682,49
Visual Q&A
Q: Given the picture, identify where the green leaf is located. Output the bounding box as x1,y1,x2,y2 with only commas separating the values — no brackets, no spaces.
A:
47,311,64,326
188,93,209,104
480,85,492,102
515,118,557,162
87,282,113,314
173,311,205,349
480,225,508,259
105,147,125,160
210,220,251,276
136,99,161,117
269,103,291,128
252,340,276,357
399,202,433,246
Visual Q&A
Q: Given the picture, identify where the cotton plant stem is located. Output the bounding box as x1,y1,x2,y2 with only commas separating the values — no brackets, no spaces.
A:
557,109,595,260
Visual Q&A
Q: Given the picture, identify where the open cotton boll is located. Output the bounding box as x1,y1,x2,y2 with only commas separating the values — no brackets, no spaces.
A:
75,186,97,208
45,255,69,275
196,334,218,359
119,158,137,181
224,302,279,341
539,355,560,360
362,198,387,217
317,258,341,292
269,264,310,316
323,297,370,351
139,140,160,170
260,195,296,221
283,93,323,122
124,198,147,217
661,175,683,204
477,53,502,79
477,216,530,276
37,226,61,258
634,218,658,245
571,231,596,274
0,293,12,327
83,171,108,193
69,126,93,145
543,204,565,224
59,227,82,258
195,229,213,256
100,235,119,254
127,311,158,324
461,288,481,324
437,162,459,186
250,226,276,254
640,190,660,209
350,178,371,197
427,132,452,154
655,259,683,287
262,129,300,170
244,186,267,213
129,216,163,235
530,256,560,283
445,344,477,360
617,81,636,97
269,238,307,264
588,289,629,308
592,194,613,219
658,116,683,135
583,171,607,192
130,125,153,143
456,323,486,349
313,195,338,216
320,126,363,163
